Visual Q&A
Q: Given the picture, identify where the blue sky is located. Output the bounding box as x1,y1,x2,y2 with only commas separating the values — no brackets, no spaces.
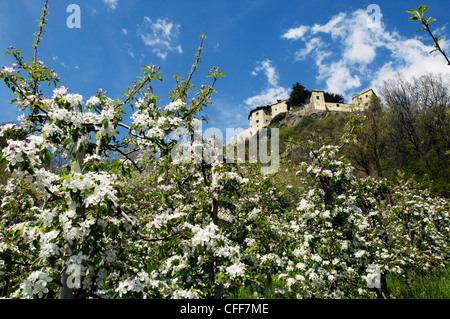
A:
1,0,449,142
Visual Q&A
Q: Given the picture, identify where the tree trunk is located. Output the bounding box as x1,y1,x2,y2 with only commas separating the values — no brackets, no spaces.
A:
380,272,389,299
59,147,85,299
210,166,224,299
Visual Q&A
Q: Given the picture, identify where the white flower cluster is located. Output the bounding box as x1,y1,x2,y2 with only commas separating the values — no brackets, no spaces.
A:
14,271,53,299
38,229,60,262
189,222,220,248
225,262,245,279
63,172,118,208
0,123,16,137
2,135,49,166
131,100,187,142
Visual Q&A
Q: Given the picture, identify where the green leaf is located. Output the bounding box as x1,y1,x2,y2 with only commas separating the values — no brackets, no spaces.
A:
406,9,417,14
418,5,426,14
102,118,109,129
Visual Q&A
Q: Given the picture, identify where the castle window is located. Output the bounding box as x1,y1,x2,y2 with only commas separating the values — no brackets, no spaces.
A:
336,104,340,107
316,96,320,100
256,120,259,123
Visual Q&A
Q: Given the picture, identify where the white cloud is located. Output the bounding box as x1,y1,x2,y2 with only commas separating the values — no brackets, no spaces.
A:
252,59,279,86
245,59,290,108
311,12,346,37
282,8,450,101
294,37,322,61
121,28,128,36
281,25,309,40
138,17,183,60
319,60,361,94
103,0,118,10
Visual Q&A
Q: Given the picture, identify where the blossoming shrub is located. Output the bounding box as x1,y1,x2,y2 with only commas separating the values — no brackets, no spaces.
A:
0,3,227,297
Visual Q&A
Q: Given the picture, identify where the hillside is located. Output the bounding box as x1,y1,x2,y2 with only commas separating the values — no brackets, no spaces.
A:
265,75,450,198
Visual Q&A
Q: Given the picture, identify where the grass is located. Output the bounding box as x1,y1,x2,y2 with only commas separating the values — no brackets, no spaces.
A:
228,267,450,299
386,267,450,299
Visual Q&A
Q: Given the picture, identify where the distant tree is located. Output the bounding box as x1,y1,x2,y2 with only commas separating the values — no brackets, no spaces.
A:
380,73,450,196
287,82,311,108
324,91,344,103
344,95,389,177
287,82,344,108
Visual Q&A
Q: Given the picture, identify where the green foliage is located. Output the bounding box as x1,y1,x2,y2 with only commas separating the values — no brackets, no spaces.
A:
287,82,311,109
269,112,287,127
277,112,351,161
323,92,344,103
277,74,450,197
286,82,345,109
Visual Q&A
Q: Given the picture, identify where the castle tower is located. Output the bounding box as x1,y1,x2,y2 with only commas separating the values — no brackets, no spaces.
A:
353,88,376,109
310,90,326,110
270,99,289,118
248,106,271,129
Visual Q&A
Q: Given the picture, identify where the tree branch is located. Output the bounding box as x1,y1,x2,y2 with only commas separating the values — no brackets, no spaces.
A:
107,144,143,173
113,202,183,242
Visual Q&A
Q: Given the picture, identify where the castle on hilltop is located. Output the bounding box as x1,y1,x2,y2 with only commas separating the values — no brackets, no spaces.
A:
230,88,375,144
248,88,375,130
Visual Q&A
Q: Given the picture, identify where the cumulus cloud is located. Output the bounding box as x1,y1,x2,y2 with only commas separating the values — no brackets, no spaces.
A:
138,17,183,60
245,59,290,108
282,8,450,101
